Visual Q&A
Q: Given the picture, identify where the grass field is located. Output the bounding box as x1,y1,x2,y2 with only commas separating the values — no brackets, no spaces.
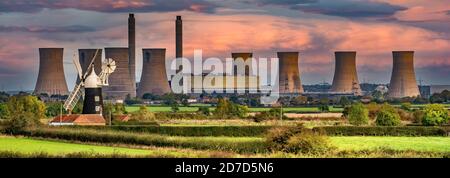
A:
125,106,344,113
330,136,450,152
0,136,151,156
1,134,449,157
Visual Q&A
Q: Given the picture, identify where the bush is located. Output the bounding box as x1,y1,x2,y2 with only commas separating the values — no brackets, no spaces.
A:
365,102,381,120
252,107,288,122
400,102,412,112
285,131,332,154
130,105,155,121
314,126,447,136
413,110,425,123
197,106,211,116
422,104,449,126
375,104,401,126
348,103,369,126
265,125,332,154
397,109,414,121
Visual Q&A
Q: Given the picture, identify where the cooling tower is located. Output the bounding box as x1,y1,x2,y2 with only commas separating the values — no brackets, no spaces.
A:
278,52,304,94
103,48,136,100
77,49,102,83
34,48,69,96
128,14,136,96
388,51,420,98
137,49,171,97
330,51,362,95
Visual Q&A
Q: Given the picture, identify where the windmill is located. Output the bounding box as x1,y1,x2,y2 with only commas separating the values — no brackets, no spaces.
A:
63,49,116,114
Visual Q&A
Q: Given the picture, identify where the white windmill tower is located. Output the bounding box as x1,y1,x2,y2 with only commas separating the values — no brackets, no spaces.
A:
63,49,116,115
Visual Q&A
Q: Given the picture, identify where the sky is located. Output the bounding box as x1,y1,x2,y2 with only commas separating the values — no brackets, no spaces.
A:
0,0,449,91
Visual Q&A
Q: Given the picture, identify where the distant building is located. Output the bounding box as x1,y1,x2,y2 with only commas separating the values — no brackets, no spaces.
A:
419,85,431,98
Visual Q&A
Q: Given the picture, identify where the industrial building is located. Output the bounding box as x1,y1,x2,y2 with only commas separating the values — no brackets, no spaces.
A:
34,48,69,96
77,49,102,83
388,51,420,98
137,48,171,97
278,52,304,94
103,47,135,100
330,51,362,95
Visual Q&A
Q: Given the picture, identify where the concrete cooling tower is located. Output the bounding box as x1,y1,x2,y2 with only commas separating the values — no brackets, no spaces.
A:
137,49,171,97
103,48,136,100
330,51,362,95
77,49,102,83
34,48,69,96
388,51,420,98
278,52,304,94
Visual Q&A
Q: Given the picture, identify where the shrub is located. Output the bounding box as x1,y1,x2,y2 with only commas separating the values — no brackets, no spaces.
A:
413,110,425,123
266,125,332,154
285,130,332,154
3,112,39,134
422,104,449,126
130,105,155,121
214,98,248,119
400,102,412,112
0,104,9,120
397,109,414,121
365,102,381,120
375,104,401,126
197,106,211,116
265,126,307,151
348,103,369,126
252,107,288,122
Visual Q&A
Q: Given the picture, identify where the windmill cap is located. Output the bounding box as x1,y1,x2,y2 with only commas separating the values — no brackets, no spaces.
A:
84,67,100,88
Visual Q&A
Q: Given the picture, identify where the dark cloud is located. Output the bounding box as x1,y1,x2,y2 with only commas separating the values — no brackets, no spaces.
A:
290,0,407,18
0,0,218,14
0,25,95,33
256,0,318,5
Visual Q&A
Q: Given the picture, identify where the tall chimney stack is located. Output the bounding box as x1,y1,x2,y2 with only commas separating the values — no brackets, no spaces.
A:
176,16,183,59
128,13,136,97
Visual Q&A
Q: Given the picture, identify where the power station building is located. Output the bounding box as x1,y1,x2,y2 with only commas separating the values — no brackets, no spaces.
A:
77,49,102,83
103,47,135,100
388,51,420,98
330,51,362,95
34,48,69,96
137,49,171,97
278,52,304,94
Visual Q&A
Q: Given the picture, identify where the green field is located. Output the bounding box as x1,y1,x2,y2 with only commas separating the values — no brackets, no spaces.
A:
126,106,344,113
0,136,151,156
330,136,450,152
0,136,238,157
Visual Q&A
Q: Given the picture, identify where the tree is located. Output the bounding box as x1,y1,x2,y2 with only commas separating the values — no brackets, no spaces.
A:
45,102,66,117
318,105,330,113
422,104,449,126
171,103,180,113
347,103,369,126
114,103,127,115
197,106,211,116
0,91,10,103
162,93,177,106
0,103,10,119
338,96,351,107
4,95,45,132
214,98,248,119
375,104,401,126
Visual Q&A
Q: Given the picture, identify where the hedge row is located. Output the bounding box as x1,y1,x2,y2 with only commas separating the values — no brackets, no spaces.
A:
10,128,266,153
313,126,449,136
85,125,274,137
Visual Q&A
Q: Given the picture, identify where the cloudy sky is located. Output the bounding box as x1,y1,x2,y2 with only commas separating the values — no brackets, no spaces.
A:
0,0,449,91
